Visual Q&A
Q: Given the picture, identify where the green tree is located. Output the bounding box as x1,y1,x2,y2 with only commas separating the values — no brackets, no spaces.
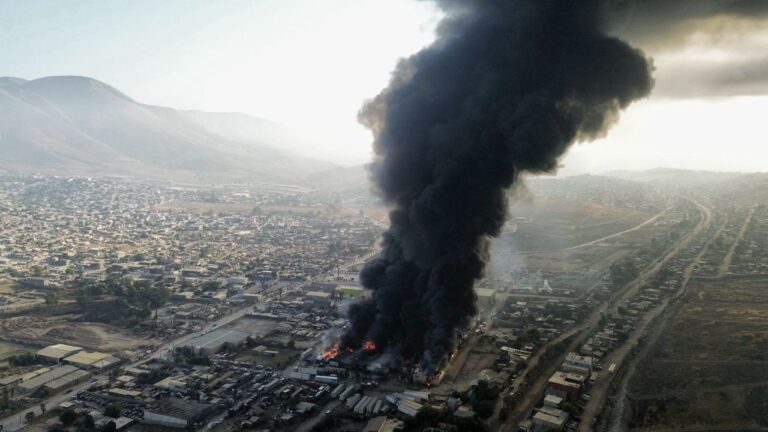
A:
8,352,37,367
59,409,77,426
100,422,116,432
104,403,122,419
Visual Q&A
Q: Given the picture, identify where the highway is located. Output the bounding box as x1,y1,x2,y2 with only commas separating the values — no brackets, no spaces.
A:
497,198,711,432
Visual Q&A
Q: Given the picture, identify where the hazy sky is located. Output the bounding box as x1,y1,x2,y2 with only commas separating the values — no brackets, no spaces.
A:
1,0,767,172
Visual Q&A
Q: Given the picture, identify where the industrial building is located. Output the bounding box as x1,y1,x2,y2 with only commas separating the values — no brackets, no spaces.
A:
64,351,121,370
18,365,90,394
335,284,364,299
179,328,250,356
43,369,90,393
305,291,332,308
36,344,83,363
533,406,569,431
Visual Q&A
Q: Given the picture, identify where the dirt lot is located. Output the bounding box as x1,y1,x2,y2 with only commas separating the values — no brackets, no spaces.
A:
436,336,498,393
0,315,158,356
628,276,768,430
508,198,655,251
0,340,33,361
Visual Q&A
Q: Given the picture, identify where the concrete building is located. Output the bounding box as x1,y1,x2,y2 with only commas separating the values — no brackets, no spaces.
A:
543,395,563,409
562,352,593,375
546,371,581,398
305,291,332,308
533,407,569,431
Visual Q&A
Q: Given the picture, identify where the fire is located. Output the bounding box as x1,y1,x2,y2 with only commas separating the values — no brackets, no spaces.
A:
321,340,376,361
322,342,341,360
362,340,376,352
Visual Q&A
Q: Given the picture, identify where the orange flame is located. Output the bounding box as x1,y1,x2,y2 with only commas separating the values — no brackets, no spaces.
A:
362,340,376,352
322,342,341,360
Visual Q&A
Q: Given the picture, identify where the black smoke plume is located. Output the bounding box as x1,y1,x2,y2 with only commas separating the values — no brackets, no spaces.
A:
342,0,654,371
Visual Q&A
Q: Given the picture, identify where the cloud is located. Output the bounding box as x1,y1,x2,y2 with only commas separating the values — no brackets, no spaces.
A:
607,2,768,98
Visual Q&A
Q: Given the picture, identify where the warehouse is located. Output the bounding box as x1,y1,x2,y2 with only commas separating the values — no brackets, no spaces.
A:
43,369,90,393
18,365,80,394
37,344,83,363
179,329,250,356
305,291,332,308
64,351,121,370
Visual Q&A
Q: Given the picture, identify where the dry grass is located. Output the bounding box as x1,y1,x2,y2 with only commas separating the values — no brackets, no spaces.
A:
629,276,768,430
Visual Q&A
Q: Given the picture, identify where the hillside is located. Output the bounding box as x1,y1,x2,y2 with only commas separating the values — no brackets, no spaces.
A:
0,76,335,183
606,167,746,187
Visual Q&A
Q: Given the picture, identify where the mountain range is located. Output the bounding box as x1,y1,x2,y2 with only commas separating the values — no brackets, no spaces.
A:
0,75,336,183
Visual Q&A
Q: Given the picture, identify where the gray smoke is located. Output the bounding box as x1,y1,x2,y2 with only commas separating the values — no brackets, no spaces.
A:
342,0,655,371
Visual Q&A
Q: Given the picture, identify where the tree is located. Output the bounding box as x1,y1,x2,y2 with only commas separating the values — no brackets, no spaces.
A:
8,352,37,367
104,403,122,419
25,411,35,424
83,415,95,430
100,422,116,432
59,409,77,426
75,289,88,308
45,292,60,306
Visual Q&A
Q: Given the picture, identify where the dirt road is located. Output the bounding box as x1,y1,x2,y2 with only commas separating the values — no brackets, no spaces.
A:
498,198,710,432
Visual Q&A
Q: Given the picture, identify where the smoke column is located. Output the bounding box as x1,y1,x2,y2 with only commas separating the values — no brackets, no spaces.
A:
342,0,654,371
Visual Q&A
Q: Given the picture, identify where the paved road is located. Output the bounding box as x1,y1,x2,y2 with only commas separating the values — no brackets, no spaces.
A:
134,304,255,366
